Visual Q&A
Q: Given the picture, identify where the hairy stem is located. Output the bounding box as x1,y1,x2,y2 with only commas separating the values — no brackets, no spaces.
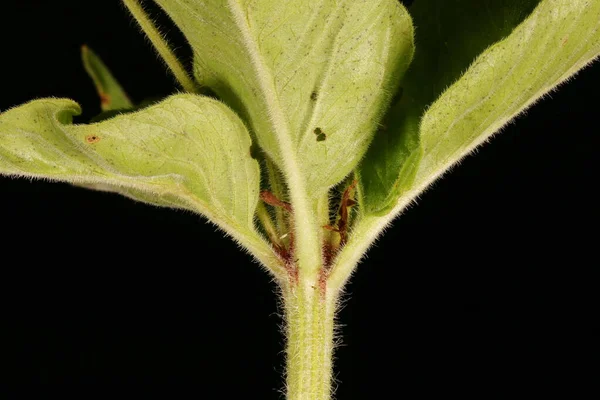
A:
122,0,197,93
283,277,338,400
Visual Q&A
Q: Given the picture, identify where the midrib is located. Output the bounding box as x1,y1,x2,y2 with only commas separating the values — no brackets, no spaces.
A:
227,0,323,278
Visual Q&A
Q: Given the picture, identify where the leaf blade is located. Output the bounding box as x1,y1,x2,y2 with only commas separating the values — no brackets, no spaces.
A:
330,0,600,287
358,0,540,215
81,45,133,111
154,0,414,193
416,0,600,184
0,95,276,265
153,0,415,277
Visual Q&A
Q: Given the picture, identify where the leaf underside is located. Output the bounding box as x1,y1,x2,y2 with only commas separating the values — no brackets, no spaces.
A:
1,0,599,275
358,0,600,216
155,0,415,193
0,95,261,239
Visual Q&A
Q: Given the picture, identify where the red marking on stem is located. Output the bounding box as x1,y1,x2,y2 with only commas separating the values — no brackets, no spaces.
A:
260,190,294,252
323,224,338,232
321,180,358,277
317,265,329,295
260,190,292,212
99,92,111,107
336,180,358,246
261,190,297,280
322,242,335,269
286,262,299,285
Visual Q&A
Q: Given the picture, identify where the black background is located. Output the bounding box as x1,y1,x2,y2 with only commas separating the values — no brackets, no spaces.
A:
1,0,597,397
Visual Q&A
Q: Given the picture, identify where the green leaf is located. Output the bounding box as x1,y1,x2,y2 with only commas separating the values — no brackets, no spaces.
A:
154,0,414,194
356,95,422,215
359,0,600,215
417,0,600,186
358,0,540,215
0,95,265,250
81,45,134,111
405,0,541,111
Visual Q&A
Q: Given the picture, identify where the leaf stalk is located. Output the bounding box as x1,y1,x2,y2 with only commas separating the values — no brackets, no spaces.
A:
122,0,197,93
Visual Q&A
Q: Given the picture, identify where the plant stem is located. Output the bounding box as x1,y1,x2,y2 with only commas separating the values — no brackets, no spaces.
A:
283,277,338,400
256,202,283,248
122,0,197,93
265,156,287,234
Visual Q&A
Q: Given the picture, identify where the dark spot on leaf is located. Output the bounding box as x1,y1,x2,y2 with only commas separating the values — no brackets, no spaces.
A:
314,127,326,142
310,91,318,101
85,135,100,144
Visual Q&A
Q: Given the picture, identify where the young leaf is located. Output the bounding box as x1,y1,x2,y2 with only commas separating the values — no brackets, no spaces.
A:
81,45,134,111
0,95,277,268
154,0,414,194
358,0,539,215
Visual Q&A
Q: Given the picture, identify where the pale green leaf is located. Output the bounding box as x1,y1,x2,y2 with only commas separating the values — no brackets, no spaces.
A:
331,0,600,287
416,0,600,186
359,0,599,216
81,45,134,111
358,0,539,215
154,0,414,194
0,95,268,254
